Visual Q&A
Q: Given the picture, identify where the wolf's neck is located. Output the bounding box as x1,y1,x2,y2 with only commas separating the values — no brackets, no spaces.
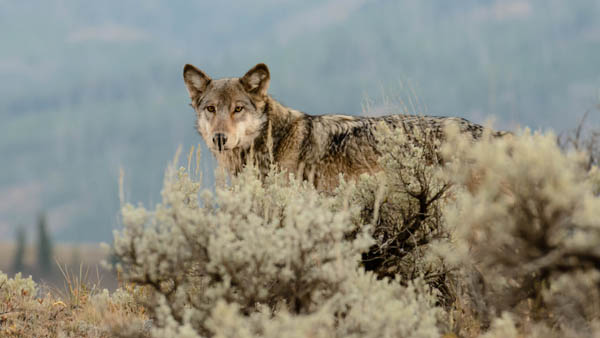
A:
246,97,304,171
266,96,303,124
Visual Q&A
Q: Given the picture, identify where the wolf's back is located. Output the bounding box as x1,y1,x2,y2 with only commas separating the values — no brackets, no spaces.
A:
311,114,505,146
374,114,507,140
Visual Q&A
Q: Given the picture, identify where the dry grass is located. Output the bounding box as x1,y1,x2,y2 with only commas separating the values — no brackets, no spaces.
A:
0,242,119,291
0,269,149,337
0,243,138,337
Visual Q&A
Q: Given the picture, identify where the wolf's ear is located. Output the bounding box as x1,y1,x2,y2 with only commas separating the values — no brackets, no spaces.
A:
183,64,211,98
241,63,270,96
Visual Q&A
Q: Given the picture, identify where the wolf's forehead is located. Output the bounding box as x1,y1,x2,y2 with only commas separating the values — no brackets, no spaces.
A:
203,78,248,103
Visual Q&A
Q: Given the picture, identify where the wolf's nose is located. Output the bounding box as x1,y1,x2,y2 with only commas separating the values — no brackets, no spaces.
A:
212,133,228,151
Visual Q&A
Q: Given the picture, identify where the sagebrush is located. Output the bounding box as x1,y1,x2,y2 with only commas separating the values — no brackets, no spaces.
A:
112,146,442,337
109,120,600,337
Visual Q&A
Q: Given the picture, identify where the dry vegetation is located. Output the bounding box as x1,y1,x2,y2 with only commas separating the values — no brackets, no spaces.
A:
2,112,600,337
0,269,148,337
0,242,119,290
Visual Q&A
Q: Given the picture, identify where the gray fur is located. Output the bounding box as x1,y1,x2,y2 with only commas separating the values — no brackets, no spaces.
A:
183,63,507,191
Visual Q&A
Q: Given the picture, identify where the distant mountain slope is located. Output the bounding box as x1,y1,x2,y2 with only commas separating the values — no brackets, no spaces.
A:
1,0,598,241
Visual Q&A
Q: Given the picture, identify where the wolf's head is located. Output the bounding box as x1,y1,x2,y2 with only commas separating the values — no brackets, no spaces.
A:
183,63,270,153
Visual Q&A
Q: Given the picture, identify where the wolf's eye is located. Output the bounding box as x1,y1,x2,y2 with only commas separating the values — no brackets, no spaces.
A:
234,106,244,113
206,106,216,113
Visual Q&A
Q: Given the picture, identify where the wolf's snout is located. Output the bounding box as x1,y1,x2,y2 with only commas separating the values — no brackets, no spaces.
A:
212,133,228,151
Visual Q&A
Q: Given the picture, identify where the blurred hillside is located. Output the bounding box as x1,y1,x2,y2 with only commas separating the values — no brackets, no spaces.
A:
1,0,599,242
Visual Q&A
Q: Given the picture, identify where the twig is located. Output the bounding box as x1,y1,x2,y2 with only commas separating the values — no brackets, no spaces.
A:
0,309,24,316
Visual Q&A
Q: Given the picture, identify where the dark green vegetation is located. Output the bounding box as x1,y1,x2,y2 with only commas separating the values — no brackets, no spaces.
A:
1,1,599,241
10,227,25,273
35,213,53,273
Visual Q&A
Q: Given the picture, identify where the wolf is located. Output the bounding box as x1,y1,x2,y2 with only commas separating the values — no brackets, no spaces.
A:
183,63,507,191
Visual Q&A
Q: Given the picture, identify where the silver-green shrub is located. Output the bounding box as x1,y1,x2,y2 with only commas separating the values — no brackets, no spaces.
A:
113,121,600,337
113,153,441,337
339,123,453,301
439,127,600,333
0,271,37,303
206,273,440,338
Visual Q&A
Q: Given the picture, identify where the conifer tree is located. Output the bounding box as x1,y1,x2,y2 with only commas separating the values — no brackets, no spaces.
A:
11,225,26,273
36,213,53,274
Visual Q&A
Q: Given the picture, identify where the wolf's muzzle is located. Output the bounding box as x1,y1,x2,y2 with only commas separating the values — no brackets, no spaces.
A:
212,133,228,151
